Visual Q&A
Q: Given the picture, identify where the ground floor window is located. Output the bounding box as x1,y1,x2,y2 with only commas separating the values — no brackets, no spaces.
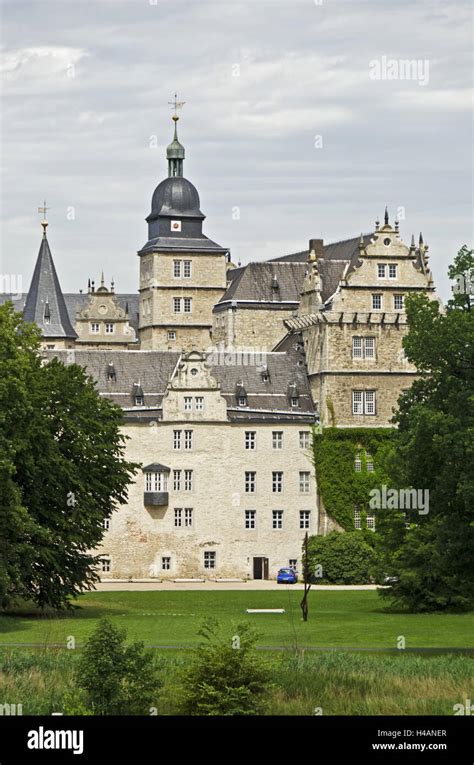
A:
161,556,171,570
289,559,298,572
101,557,111,573
204,551,216,569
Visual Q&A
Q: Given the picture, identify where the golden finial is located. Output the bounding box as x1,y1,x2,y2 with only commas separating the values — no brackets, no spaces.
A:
168,92,185,122
37,199,50,235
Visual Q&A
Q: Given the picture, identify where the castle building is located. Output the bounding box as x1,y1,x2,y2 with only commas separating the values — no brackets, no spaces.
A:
1,114,441,580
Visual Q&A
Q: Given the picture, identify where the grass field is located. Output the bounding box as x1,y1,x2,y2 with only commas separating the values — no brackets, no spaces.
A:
0,590,473,649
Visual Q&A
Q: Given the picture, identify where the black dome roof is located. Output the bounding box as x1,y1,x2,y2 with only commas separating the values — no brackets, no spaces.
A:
150,176,204,219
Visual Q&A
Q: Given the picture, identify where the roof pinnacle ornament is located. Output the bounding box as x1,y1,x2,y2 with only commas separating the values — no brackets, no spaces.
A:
384,206,389,225
37,199,50,236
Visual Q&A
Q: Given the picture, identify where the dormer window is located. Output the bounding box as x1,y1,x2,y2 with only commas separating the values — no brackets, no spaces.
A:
132,383,144,407
107,362,116,381
43,302,51,325
291,396,299,407
238,396,247,407
288,383,300,408
236,381,247,407
260,366,270,383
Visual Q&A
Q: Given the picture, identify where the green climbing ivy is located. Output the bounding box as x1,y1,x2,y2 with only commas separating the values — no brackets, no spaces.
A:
311,427,395,530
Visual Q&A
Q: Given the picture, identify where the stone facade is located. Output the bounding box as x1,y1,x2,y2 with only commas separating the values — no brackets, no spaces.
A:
285,216,440,427
74,278,138,349
139,251,227,351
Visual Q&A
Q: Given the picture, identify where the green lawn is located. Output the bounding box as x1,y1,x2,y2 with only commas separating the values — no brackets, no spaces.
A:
1,590,473,649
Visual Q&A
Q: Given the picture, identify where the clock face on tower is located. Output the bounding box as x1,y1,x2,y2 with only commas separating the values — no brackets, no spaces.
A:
171,220,182,232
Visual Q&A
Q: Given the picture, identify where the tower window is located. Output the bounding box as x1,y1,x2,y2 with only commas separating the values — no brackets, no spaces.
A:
299,471,311,493
352,390,376,415
372,294,382,310
183,298,192,313
272,431,283,449
167,331,176,341
173,297,181,313
394,294,404,310
245,431,256,450
272,471,283,493
183,260,192,278
245,472,256,493
299,511,310,530
173,260,181,278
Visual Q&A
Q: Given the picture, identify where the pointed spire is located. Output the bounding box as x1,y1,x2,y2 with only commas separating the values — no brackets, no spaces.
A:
384,207,389,225
23,220,77,340
419,232,424,246
359,233,365,249
410,234,416,251
100,271,105,288
166,93,185,177
87,277,91,293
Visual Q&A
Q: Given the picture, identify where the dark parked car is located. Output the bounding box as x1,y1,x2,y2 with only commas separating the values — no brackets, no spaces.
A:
277,567,298,584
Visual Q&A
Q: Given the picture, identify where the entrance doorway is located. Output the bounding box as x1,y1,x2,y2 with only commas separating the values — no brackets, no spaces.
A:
253,556,269,580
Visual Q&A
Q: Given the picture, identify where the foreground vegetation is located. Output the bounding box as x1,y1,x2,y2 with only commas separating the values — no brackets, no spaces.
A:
0,645,472,716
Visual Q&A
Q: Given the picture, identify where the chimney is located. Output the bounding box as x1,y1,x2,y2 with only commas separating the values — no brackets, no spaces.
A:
309,238,324,259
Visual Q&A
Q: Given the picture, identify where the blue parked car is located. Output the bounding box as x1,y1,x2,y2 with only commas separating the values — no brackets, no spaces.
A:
277,567,298,584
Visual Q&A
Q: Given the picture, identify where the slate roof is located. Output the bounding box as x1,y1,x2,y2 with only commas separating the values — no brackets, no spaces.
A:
216,262,307,307
139,235,228,255
22,234,77,339
42,347,316,423
217,235,373,309
0,293,141,333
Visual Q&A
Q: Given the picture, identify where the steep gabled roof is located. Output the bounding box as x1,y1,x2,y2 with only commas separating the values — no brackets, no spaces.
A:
216,262,307,306
23,232,77,339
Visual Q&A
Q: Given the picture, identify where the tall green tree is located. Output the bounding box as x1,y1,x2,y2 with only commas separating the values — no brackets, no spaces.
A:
376,247,474,611
0,303,138,610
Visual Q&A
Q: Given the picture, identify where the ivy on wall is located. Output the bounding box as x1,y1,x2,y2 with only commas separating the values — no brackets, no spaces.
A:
311,427,395,531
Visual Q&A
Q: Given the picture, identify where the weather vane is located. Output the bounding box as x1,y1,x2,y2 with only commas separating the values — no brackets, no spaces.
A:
168,93,185,122
37,199,50,233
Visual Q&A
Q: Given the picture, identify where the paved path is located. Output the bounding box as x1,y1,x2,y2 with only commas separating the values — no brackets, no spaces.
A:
95,580,381,591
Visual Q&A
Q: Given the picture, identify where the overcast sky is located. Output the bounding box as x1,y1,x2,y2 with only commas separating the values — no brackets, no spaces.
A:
1,0,472,302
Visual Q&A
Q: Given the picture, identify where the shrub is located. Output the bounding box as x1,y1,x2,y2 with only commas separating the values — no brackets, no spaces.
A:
179,620,271,716
307,531,378,584
74,618,161,715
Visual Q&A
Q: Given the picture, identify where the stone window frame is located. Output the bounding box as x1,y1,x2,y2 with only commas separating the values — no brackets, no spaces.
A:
352,390,376,416
372,293,382,310
245,431,256,450
352,336,376,360
90,322,100,334
299,431,310,449
289,558,298,572
388,263,398,279
184,430,193,450
173,297,182,313
245,510,256,529
183,260,192,278
174,508,193,527
272,471,283,493
105,322,115,334
173,469,181,491
173,260,182,278
167,330,176,341
299,510,311,529
245,471,256,493
204,551,216,569
299,471,311,493
393,293,404,310
184,470,193,492
272,510,283,530
272,431,283,449
195,396,204,412
183,297,192,314
101,557,111,573
161,556,171,571
173,430,182,450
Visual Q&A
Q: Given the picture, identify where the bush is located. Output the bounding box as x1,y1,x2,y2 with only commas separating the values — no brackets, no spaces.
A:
178,620,271,716
74,618,161,715
307,531,378,584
